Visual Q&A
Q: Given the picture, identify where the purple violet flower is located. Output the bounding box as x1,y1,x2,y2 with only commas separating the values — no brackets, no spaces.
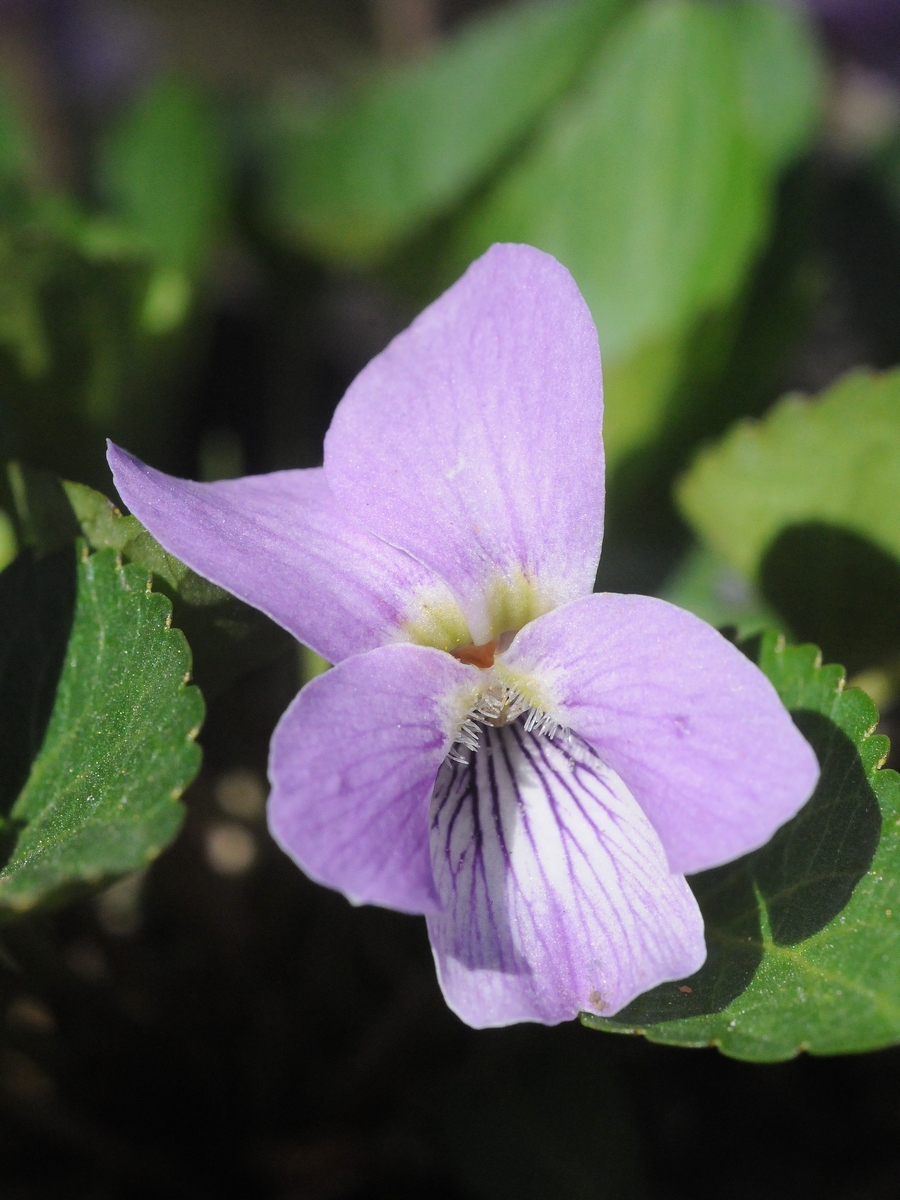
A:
108,244,819,1028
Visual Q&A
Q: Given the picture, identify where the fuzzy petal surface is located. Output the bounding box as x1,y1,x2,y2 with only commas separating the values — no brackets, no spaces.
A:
108,443,466,664
503,593,820,876
427,723,705,1027
268,644,478,914
324,243,604,643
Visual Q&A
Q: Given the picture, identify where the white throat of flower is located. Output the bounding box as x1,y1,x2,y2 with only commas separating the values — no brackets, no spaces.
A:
448,668,562,766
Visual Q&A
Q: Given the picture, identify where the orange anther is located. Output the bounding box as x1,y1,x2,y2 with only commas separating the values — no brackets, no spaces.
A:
451,639,498,670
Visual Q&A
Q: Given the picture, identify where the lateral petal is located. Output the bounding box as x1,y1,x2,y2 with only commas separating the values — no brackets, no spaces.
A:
268,643,478,914
324,243,604,643
502,593,820,876
108,443,468,664
427,723,705,1027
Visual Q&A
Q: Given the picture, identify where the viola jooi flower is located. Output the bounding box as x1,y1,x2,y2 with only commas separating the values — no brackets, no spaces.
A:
108,244,819,1028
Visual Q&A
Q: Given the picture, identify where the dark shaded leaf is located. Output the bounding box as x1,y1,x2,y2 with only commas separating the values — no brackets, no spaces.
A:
8,462,80,555
0,545,75,816
760,523,900,676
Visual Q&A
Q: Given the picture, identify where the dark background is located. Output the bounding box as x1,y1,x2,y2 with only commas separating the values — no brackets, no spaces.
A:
0,1,899,1196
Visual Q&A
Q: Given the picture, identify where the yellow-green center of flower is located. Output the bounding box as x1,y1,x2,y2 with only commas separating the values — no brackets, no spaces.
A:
399,572,561,758
401,569,553,654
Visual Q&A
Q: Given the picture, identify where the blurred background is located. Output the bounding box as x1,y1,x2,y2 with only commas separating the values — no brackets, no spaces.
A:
1,0,900,1196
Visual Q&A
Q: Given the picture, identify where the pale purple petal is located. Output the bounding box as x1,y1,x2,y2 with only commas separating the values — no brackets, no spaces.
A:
503,593,820,876
108,442,466,664
268,644,477,914
324,244,604,643
427,723,705,1027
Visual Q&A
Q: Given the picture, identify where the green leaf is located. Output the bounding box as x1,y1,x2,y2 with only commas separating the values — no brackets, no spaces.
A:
0,227,55,379
0,77,37,196
0,211,183,479
0,546,202,914
584,631,900,1061
677,368,900,674
265,0,623,266
679,368,900,579
731,0,822,167
8,464,288,701
0,509,15,572
99,79,226,331
441,0,822,467
445,1,764,360
64,478,222,599
64,480,292,695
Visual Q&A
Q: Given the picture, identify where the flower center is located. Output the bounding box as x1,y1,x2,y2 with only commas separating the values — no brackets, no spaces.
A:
448,662,562,766
403,571,553,654
451,638,498,669
450,630,519,670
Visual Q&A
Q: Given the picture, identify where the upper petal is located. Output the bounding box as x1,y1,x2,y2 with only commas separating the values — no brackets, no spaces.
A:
324,243,604,644
108,443,468,664
268,643,478,914
502,593,820,876
427,722,705,1028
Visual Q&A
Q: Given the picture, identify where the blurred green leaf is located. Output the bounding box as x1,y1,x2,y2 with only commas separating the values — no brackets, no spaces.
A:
678,368,900,578
731,0,822,167
442,0,822,467
0,203,153,392
0,80,36,197
0,509,15,571
0,228,53,378
265,0,624,265
0,211,197,482
8,462,80,554
99,79,226,331
677,368,900,672
585,632,900,1060
0,546,202,915
449,1,765,359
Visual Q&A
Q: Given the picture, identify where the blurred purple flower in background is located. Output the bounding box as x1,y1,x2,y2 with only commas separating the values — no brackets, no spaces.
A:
0,0,153,106
59,0,154,104
808,0,900,77
108,244,818,1028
